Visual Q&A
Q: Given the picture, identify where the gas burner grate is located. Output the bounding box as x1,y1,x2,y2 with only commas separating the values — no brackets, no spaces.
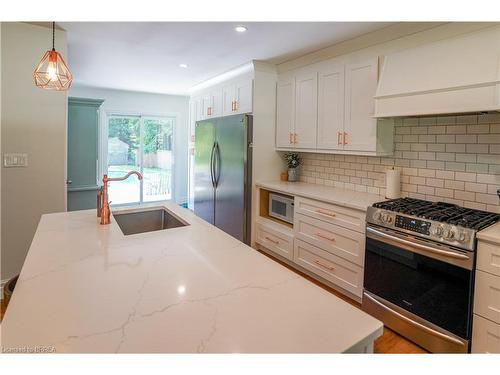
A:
373,198,500,230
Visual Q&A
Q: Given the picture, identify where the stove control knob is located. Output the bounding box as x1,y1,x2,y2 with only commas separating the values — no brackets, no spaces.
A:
381,212,393,224
443,227,456,240
372,210,382,222
456,231,467,242
431,225,444,237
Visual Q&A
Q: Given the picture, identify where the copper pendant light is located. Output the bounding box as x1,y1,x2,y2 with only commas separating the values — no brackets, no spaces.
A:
33,22,73,91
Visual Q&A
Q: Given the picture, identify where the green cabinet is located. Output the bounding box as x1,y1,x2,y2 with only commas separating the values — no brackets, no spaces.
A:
67,97,104,211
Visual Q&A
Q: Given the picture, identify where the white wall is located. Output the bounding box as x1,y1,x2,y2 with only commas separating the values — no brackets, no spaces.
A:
1,22,68,281
69,85,190,204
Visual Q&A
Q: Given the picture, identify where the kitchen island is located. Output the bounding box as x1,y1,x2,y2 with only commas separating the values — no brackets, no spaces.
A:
1,202,382,353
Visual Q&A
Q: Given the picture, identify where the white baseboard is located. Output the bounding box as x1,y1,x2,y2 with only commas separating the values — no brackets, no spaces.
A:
0,279,8,301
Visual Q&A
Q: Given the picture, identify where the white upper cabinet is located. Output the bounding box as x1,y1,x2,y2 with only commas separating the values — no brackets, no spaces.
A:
209,89,222,118
344,58,378,152
222,78,253,116
234,78,253,114
317,62,345,150
294,71,318,149
193,77,253,120
222,84,235,116
276,56,393,156
276,76,295,148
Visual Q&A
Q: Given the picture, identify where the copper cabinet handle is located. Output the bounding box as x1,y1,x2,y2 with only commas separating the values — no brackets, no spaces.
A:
207,107,211,116
343,132,348,145
315,232,336,242
289,132,293,144
314,260,335,271
265,236,279,245
234,101,238,111
316,209,336,217
294,133,298,144
337,131,342,145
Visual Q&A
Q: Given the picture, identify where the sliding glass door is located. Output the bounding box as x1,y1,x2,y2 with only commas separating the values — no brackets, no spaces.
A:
107,115,174,205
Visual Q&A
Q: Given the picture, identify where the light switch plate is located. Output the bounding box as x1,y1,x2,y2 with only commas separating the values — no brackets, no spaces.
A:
3,153,28,167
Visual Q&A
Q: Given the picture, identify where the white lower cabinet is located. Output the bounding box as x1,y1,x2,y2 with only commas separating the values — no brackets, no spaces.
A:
295,213,365,266
256,189,367,300
294,196,366,233
472,315,500,353
473,238,500,353
474,270,500,325
293,238,364,298
256,220,294,261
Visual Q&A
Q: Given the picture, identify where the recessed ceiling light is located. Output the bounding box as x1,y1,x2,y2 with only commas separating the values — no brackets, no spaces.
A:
179,63,188,68
235,25,247,33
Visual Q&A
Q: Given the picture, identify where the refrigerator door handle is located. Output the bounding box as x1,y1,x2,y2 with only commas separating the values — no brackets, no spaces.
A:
214,142,221,187
210,142,216,187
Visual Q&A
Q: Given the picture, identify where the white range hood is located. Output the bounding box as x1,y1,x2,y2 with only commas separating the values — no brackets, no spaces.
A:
375,26,500,117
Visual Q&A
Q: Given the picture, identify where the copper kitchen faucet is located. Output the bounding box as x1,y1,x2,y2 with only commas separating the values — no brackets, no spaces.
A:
97,171,143,225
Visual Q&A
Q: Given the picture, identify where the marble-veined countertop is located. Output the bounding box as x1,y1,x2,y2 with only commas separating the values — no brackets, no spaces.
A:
1,202,382,353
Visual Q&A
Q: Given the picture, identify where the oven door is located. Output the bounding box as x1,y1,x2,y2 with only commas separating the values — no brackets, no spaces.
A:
363,225,474,352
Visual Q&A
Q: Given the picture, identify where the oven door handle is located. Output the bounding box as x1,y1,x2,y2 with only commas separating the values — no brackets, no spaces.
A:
366,227,470,261
363,292,466,346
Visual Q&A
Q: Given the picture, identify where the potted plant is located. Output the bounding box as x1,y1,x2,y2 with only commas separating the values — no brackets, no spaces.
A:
283,153,301,182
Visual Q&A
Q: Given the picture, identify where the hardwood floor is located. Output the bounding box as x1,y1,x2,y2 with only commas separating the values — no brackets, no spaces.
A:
1,298,7,322
257,249,428,354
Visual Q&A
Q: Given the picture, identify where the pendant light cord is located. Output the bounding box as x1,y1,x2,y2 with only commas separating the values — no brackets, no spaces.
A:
52,21,55,51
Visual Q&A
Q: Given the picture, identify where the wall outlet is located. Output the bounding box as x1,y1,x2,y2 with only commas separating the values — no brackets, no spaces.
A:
3,153,28,167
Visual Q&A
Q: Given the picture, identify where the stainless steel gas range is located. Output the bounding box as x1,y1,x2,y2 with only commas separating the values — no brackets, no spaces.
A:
362,198,500,353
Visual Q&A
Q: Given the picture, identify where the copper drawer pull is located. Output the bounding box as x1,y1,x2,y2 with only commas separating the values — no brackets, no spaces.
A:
314,260,335,271
316,209,336,218
289,132,293,144
315,232,336,242
337,131,342,145
234,101,238,111
265,236,280,245
343,132,348,145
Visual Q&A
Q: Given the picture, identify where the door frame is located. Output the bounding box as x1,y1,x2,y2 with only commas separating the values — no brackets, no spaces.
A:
102,110,178,206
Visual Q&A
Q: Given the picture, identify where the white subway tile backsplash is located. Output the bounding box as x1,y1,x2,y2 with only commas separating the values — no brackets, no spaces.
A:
298,115,500,213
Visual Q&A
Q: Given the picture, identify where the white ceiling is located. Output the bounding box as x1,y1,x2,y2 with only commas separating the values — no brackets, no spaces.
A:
60,22,393,95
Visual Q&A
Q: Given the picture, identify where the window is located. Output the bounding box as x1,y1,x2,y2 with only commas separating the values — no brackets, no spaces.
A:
107,114,175,205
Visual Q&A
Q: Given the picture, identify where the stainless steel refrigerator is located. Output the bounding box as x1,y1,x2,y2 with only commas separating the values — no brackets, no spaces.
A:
194,114,252,244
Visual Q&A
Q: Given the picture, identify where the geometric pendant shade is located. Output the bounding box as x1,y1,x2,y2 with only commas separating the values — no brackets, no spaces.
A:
33,22,73,91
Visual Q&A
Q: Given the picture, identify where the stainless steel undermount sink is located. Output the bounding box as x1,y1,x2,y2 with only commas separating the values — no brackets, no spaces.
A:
113,207,189,235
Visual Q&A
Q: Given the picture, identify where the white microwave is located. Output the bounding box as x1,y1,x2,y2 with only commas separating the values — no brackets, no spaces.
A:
269,193,294,224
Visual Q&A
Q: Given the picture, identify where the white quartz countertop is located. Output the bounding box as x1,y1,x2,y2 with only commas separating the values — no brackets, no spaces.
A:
257,181,385,211
1,202,382,353
477,221,500,244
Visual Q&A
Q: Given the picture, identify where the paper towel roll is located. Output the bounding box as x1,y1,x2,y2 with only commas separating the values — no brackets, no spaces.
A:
386,168,401,199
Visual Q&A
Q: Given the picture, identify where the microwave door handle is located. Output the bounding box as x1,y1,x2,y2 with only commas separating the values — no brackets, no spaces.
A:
366,227,470,261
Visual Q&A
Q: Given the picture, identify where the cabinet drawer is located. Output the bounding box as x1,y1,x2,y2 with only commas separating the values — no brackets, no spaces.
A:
295,196,365,233
477,241,500,277
256,221,294,261
295,213,365,266
293,238,363,297
472,314,500,353
474,270,500,324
